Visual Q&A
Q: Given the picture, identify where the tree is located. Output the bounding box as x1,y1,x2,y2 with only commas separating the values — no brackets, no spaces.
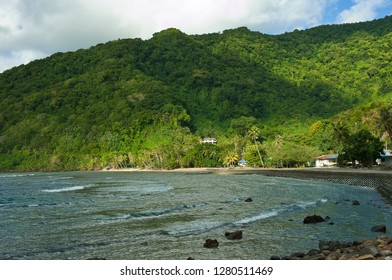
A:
247,125,265,167
331,121,350,152
376,106,392,149
229,116,257,136
342,129,384,168
223,151,239,167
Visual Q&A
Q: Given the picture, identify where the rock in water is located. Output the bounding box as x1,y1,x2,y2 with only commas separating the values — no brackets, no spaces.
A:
352,200,360,206
225,230,243,240
204,239,219,248
303,215,326,224
245,197,253,202
371,225,387,233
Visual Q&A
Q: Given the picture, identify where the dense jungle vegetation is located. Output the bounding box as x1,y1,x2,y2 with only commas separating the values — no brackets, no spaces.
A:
1,16,391,170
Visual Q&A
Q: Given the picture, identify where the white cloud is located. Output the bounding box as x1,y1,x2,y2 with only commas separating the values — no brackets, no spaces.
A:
337,0,387,23
0,0,389,73
0,49,47,72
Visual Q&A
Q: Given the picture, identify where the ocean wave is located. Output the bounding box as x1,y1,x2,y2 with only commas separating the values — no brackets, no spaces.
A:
109,208,174,221
233,200,320,226
42,184,94,193
102,203,205,222
0,174,34,178
233,211,279,225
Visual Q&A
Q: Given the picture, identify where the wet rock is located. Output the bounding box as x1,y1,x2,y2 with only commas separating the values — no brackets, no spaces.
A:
357,254,375,260
340,241,353,248
303,215,326,224
353,239,367,246
338,253,355,260
360,246,380,257
303,254,326,260
204,239,219,248
272,237,392,260
225,230,243,240
371,225,386,233
380,250,392,257
326,253,338,260
290,252,306,259
352,200,360,206
187,257,195,260
245,197,253,202
307,249,320,256
319,240,341,251
87,257,106,260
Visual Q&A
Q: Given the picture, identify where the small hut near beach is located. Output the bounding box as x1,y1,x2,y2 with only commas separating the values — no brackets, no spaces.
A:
315,154,338,167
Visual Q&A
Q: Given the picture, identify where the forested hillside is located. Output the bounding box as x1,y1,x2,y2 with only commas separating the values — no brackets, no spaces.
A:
1,16,391,170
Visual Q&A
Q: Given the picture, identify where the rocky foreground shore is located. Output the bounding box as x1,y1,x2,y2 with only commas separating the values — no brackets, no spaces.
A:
271,237,392,260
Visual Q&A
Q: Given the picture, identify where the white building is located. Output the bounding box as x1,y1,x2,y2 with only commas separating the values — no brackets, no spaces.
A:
200,138,217,144
315,154,338,167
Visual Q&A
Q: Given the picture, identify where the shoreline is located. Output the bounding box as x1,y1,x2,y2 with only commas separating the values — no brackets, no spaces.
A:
3,166,391,203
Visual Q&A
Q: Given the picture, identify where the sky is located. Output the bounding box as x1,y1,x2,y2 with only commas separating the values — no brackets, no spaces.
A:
1,0,392,73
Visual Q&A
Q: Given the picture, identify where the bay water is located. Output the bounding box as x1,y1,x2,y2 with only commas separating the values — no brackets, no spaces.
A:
0,171,391,260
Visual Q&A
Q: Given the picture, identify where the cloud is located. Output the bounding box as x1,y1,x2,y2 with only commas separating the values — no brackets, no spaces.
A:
337,0,387,23
0,0,388,73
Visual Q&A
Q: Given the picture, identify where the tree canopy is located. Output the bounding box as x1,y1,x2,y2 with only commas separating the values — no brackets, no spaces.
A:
1,16,392,170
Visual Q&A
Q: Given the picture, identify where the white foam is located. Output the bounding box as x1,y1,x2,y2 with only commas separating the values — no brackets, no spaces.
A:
0,174,33,178
42,184,93,193
234,211,279,225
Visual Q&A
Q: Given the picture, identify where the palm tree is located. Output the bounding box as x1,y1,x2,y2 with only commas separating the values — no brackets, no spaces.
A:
248,125,265,167
224,151,239,167
331,122,350,151
274,135,284,148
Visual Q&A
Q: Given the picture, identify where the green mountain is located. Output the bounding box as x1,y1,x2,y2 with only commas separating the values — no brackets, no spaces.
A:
1,16,391,170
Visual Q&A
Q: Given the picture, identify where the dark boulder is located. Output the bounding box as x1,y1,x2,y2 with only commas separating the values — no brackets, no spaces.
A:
319,240,341,251
245,197,253,202
359,246,380,257
307,249,320,256
352,200,360,206
371,225,387,233
204,239,219,248
303,215,326,224
353,239,367,246
225,230,243,240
